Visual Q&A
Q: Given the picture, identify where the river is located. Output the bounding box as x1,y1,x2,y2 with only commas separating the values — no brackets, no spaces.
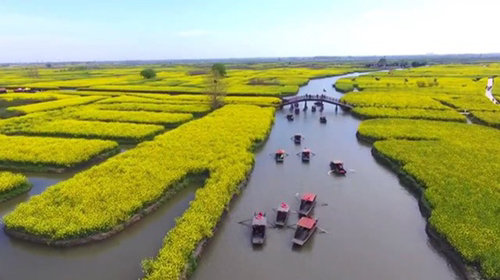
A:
0,74,460,280
190,74,460,280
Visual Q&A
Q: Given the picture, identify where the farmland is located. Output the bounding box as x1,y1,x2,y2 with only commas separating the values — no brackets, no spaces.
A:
0,62,498,280
0,64,368,96
338,63,500,278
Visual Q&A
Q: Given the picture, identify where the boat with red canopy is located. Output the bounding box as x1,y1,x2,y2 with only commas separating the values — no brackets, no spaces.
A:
251,212,267,245
275,149,286,163
292,217,318,246
298,192,317,216
275,202,290,227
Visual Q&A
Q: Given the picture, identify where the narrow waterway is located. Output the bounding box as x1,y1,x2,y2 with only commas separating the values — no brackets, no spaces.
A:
191,74,459,280
0,145,200,280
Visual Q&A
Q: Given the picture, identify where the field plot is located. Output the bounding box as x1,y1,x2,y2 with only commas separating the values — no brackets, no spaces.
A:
91,103,211,114
4,105,274,275
0,171,30,202
357,119,500,278
0,64,368,96
70,109,194,125
9,119,164,142
340,64,500,122
7,95,106,114
352,107,465,121
0,135,118,170
469,111,500,128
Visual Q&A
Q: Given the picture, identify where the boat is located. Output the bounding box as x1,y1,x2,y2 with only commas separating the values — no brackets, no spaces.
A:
294,108,300,115
292,217,318,246
275,149,286,163
314,101,323,106
293,134,302,145
319,116,327,124
300,148,311,162
311,106,316,112
251,212,267,245
330,160,346,175
286,114,294,121
323,88,326,92
319,106,324,112
275,202,290,227
298,192,317,216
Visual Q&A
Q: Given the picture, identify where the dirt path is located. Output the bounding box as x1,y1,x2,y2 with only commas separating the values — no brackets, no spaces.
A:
485,77,499,104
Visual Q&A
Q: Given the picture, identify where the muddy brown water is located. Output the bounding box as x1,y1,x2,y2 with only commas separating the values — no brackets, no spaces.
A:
190,74,459,280
0,74,459,280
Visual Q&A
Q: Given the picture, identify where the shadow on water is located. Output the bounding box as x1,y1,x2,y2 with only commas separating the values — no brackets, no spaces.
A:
191,74,460,280
0,144,205,280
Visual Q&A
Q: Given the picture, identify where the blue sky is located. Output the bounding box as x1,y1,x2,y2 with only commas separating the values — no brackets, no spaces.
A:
0,0,498,62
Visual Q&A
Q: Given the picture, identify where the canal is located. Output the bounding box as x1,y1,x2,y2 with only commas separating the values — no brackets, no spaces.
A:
0,74,460,280
190,74,460,280
0,145,202,280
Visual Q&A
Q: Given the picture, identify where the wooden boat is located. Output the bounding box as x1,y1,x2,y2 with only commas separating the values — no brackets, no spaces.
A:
323,88,326,92
301,148,311,162
319,116,327,124
275,202,290,227
330,160,346,175
294,108,300,115
292,217,318,246
314,101,323,106
275,149,286,163
311,106,316,112
251,212,267,245
298,192,317,216
293,134,302,145
286,114,294,121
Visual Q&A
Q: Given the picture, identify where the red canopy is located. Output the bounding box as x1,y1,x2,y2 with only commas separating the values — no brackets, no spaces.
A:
276,149,285,154
297,217,317,229
302,148,311,153
302,193,316,202
278,202,289,211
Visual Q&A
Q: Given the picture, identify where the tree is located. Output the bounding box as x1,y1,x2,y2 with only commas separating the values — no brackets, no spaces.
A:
211,63,226,77
140,68,156,79
377,57,387,67
207,63,227,109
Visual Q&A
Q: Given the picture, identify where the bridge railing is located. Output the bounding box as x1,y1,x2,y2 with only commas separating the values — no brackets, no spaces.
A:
282,94,352,107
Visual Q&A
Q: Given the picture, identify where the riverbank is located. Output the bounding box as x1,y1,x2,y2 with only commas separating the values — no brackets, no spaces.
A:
368,145,483,280
4,173,208,247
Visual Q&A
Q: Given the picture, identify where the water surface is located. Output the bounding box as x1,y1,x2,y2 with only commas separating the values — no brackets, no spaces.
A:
191,74,459,280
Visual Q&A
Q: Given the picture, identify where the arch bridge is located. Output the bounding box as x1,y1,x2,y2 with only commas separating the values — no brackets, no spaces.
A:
281,95,354,110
